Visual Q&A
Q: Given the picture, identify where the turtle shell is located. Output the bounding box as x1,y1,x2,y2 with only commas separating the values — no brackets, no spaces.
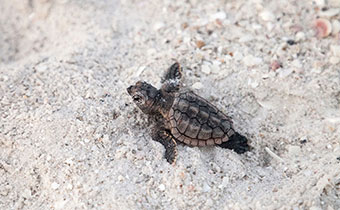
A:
167,91,235,146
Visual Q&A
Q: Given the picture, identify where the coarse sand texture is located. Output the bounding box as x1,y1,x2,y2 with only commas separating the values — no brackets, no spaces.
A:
0,0,339,209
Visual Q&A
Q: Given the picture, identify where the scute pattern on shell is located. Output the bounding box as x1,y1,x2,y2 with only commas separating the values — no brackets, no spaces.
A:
168,91,234,146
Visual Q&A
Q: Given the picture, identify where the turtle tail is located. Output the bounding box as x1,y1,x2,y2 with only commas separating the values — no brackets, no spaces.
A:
219,132,251,154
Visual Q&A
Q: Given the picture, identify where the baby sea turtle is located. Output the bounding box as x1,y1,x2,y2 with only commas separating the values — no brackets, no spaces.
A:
127,62,250,164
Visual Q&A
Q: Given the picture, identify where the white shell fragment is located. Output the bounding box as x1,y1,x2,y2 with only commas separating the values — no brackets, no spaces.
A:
330,45,340,57
153,22,165,31
314,0,325,6
328,0,340,7
295,32,305,41
51,182,60,190
210,11,226,20
243,55,263,67
329,56,340,64
158,184,165,191
259,10,275,22
331,20,340,35
318,8,340,18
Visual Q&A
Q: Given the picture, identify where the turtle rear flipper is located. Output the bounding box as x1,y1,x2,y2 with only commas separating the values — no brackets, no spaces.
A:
161,62,182,93
218,132,251,154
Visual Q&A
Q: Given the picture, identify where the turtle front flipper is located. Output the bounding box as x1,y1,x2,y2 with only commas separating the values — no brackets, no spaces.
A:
151,127,178,164
161,62,182,93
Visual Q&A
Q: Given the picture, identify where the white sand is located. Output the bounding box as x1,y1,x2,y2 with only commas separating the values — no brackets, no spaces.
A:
1,0,340,209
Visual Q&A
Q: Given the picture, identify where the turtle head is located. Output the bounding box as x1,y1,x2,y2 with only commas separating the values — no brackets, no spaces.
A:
127,81,160,114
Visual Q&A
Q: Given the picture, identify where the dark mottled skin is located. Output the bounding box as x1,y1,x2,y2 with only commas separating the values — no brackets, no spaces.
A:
127,62,250,164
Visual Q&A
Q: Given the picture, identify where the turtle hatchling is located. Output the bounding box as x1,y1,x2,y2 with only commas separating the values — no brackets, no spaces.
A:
127,62,250,164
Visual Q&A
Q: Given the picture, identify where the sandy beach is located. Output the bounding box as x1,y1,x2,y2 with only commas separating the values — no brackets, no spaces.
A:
1,0,339,209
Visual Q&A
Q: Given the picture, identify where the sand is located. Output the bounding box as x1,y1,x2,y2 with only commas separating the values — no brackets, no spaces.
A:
1,0,339,209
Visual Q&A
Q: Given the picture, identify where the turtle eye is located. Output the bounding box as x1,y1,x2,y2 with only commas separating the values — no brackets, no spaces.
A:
133,95,143,103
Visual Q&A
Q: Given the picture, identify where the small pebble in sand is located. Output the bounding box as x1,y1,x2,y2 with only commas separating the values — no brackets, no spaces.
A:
291,59,302,68
210,61,220,73
158,184,165,191
314,18,332,38
201,64,211,74
51,182,60,190
117,175,124,181
181,22,189,29
66,183,73,190
202,182,211,192
46,155,51,161
233,51,243,61
279,68,293,78
295,32,305,41
196,40,206,49
220,176,229,188
286,40,296,45
300,139,307,144
192,82,203,89
248,79,259,88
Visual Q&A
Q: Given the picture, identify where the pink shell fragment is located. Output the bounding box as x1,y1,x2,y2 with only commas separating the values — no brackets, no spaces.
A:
270,60,282,71
314,18,332,38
